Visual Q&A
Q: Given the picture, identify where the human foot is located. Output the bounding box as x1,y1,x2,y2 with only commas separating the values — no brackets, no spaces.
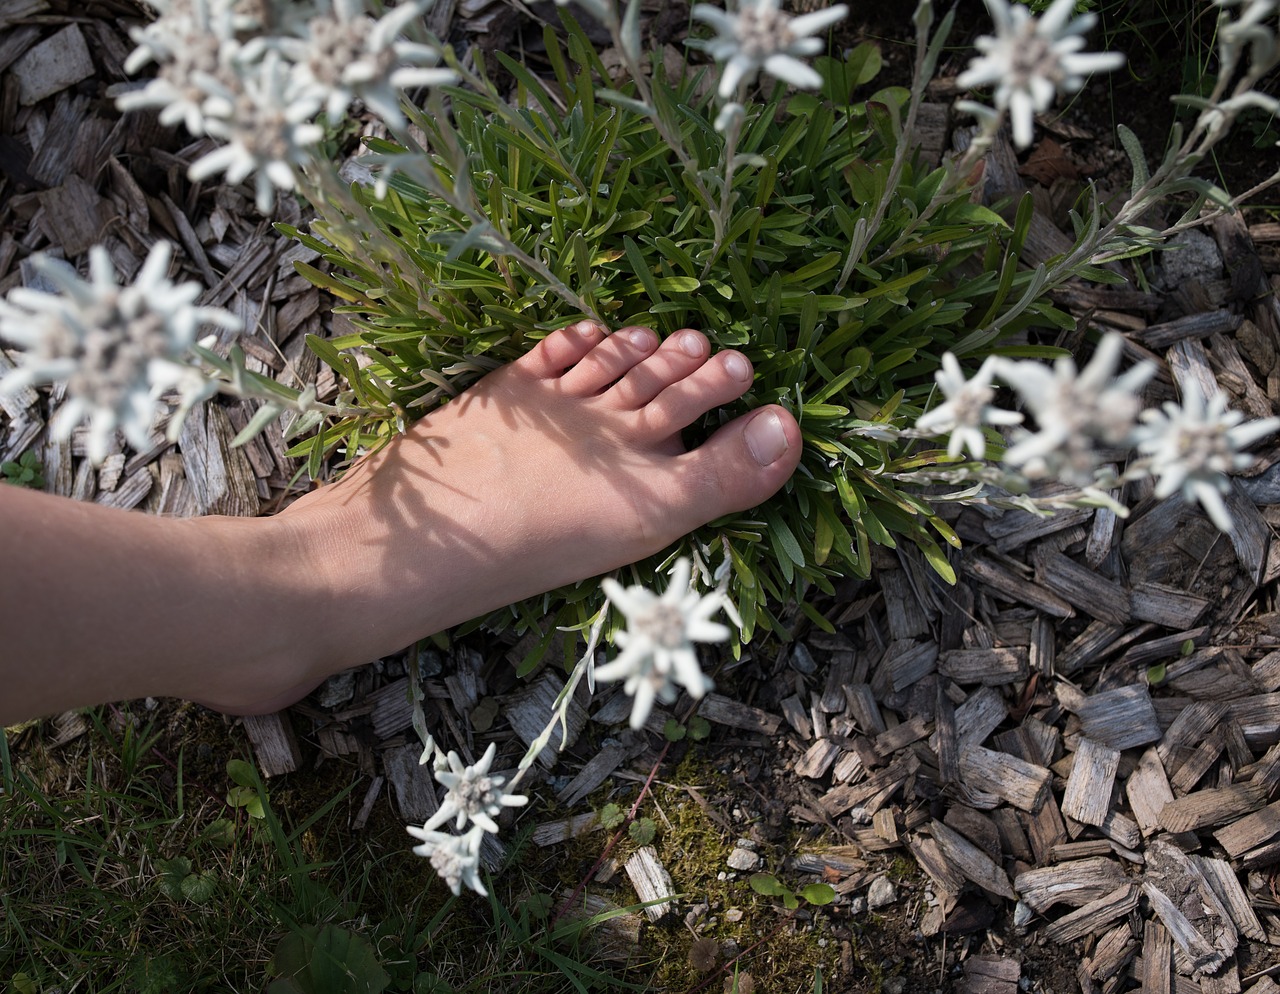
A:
210,321,802,713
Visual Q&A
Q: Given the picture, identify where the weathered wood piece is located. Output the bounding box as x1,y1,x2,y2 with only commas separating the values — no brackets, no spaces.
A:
1143,881,1229,976
930,819,1016,900
532,813,600,847
1042,883,1141,944
1214,800,1280,860
1143,920,1175,994
963,555,1075,618
504,671,588,767
240,712,301,776
556,744,627,806
957,956,1020,994
1033,549,1131,625
383,743,439,824
1192,855,1266,943
1076,685,1163,751
697,693,781,735
1062,738,1120,828
352,775,384,831
959,745,1052,812
13,24,93,105
625,846,675,921
1014,857,1127,914
1161,783,1269,834
1133,310,1243,350
938,647,1029,686
930,685,1007,753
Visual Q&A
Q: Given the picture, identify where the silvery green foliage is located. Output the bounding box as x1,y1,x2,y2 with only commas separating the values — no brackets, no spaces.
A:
689,0,849,99
0,242,240,464
118,0,455,212
912,335,1280,533
594,558,724,731
957,0,1123,148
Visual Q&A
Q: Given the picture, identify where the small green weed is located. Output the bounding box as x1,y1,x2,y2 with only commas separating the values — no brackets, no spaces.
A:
1,450,44,488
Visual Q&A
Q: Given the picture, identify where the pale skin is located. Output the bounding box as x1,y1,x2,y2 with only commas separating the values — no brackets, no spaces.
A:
0,321,802,725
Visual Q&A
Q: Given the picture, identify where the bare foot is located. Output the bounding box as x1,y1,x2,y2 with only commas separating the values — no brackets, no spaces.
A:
210,321,802,713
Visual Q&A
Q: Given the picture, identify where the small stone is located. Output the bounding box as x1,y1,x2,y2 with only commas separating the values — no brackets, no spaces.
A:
727,847,761,872
791,643,818,674
684,903,710,929
847,895,866,914
867,876,898,909
314,670,356,708
735,837,759,851
1157,229,1223,290
883,977,907,994
724,908,744,923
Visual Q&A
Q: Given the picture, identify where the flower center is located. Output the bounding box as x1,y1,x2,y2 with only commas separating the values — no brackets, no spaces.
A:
735,7,795,61
635,603,688,649
1009,29,1062,88
452,774,498,813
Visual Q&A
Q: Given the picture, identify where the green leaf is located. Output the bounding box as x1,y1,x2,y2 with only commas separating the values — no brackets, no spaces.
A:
226,759,257,788
599,803,625,830
268,925,391,994
801,883,836,906
180,869,218,905
749,872,785,897
663,718,687,742
628,818,656,845
688,716,711,741
1117,124,1150,197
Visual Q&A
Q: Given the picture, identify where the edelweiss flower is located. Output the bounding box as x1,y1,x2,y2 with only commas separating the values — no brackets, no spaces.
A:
595,558,726,730
957,0,1124,148
690,0,849,99
915,354,1022,460
0,242,240,464
188,50,324,212
423,742,528,834
405,824,487,896
1135,382,1280,532
283,0,457,130
997,334,1153,486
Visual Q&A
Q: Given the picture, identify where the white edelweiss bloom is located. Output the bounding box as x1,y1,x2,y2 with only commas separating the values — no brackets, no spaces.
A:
915,353,1022,460
405,824,487,896
595,558,727,731
282,0,457,130
1135,382,1280,532
0,242,240,465
957,0,1124,148
996,334,1154,486
690,0,849,100
423,742,528,835
189,51,324,213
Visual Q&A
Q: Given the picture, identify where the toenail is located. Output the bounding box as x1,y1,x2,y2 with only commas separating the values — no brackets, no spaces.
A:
724,352,751,381
627,327,655,349
745,410,790,466
678,331,704,357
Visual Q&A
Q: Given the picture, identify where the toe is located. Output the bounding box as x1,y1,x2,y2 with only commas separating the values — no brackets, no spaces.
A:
521,321,608,378
663,405,802,528
558,326,660,395
639,350,755,438
613,329,710,408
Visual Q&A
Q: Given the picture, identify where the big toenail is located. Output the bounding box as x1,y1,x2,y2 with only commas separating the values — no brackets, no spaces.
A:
724,353,751,380
627,328,654,348
679,332,704,357
745,411,790,466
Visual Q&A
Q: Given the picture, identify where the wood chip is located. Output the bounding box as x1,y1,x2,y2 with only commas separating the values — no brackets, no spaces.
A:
1062,737,1120,828
1042,882,1141,944
939,647,1029,686
13,24,93,105
1014,857,1127,914
930,818,1016,900
1214,800,1280,860
240,712,301,777
697,693,781,735
1144,919,1175,994
624,846,675,921
383,743,439,825
958,745,1051,812
1076,685,1162,750
503,671,588,768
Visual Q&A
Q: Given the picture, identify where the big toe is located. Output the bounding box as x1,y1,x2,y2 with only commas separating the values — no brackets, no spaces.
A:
667,406,802,528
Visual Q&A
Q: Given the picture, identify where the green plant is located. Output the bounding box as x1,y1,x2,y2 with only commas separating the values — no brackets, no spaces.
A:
1,450,44,488
747,871,836,911
287,19,1064,658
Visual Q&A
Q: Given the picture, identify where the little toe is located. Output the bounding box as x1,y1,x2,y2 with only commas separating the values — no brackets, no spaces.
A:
613,329,711,407
522,321,608,378
661,405,803,532
640,350,754,438
559,326,659,395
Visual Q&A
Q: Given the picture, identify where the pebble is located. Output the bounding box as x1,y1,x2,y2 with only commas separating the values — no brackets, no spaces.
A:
1158,228,1223,289
867,876,898,909
884,977,907,994
314,670,356,708
847,895,866,914
725,908,744,923
727,847,761,871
